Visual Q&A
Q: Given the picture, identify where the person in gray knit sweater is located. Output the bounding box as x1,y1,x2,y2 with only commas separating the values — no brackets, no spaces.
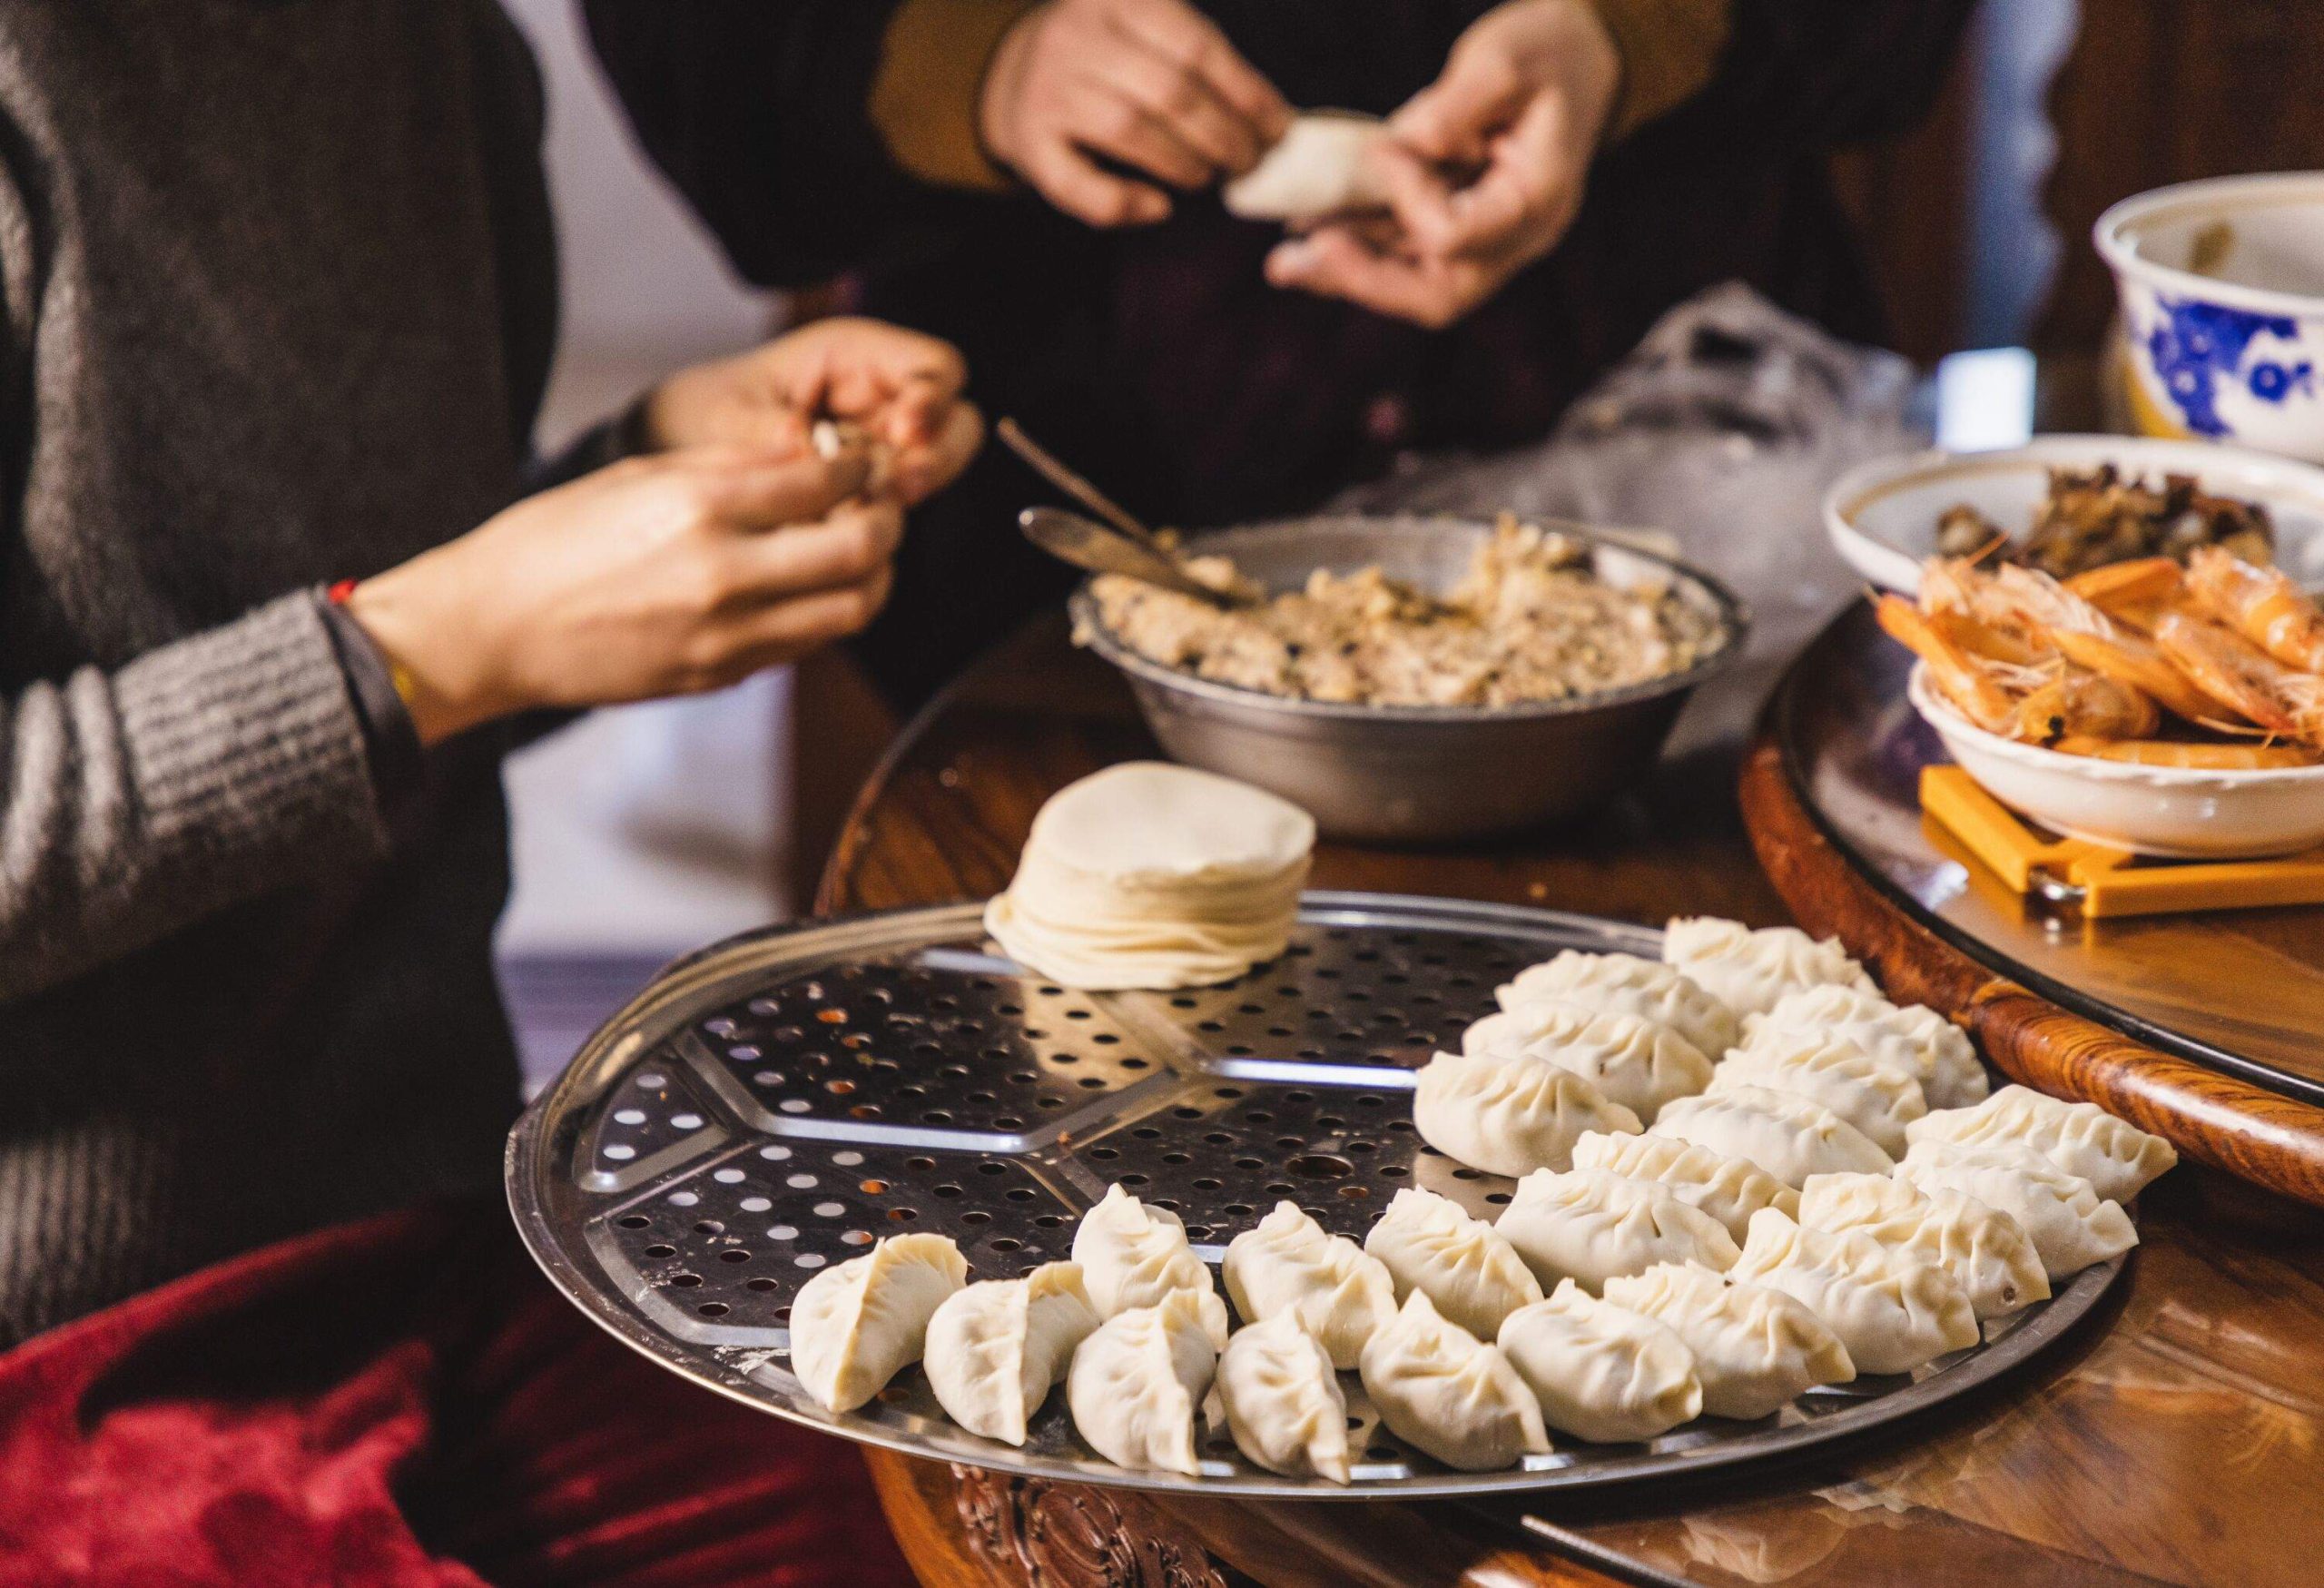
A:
0,1,980,1342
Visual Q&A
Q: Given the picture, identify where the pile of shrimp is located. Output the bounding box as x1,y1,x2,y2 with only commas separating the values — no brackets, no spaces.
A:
1876,545,2324,768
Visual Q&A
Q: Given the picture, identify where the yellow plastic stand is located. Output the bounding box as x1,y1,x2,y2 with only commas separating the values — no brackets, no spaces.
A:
1918,766,2324,918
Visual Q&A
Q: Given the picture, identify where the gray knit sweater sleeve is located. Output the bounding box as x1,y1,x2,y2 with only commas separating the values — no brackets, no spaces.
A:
0,591,389,1003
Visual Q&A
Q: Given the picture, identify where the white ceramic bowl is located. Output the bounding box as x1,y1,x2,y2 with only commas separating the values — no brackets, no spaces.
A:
1907,665,2324,858
2096,173,2324,462
1824,434,2324,594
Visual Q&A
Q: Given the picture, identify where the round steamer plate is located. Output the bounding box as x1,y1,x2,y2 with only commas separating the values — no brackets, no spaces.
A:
507,893,2126,1501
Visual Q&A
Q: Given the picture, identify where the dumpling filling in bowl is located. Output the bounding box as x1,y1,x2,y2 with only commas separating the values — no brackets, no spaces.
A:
1080,517,1728,708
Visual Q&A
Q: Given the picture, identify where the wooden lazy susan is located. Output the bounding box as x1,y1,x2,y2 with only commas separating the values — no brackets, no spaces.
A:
1741,602,2324,1207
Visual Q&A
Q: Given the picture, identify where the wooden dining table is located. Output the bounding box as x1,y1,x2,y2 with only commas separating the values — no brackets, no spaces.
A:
817,613,2324,1588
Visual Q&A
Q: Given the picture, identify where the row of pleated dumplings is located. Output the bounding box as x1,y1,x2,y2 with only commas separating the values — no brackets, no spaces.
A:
782,916,2176,1480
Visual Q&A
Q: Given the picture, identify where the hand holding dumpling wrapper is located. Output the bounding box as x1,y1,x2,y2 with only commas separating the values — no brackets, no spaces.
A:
1223,113,1389,224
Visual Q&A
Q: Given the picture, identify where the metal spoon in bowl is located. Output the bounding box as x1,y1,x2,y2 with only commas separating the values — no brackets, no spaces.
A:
997,418,1164,549
1019,507,1255,607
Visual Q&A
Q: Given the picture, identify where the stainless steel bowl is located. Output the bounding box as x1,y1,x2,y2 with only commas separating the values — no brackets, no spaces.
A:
1068,514,1748,843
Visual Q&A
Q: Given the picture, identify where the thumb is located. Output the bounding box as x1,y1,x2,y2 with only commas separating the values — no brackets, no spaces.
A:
1388,83,1458,163
690,447,872,529
1391,50,1525,164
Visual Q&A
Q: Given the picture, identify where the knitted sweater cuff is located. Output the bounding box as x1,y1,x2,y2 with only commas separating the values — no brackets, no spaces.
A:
114,592,390,870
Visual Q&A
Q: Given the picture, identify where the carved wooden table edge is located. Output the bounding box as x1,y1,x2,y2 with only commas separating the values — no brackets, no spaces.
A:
1738,729,2324,1208
868,1455,1631,1588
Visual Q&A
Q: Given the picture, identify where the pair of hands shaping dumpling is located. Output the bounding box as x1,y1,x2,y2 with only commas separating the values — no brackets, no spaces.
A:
349,318,980,745
980,0,1620,329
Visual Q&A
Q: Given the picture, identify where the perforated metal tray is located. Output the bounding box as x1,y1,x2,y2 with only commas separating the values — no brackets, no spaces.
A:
507,893,2126,1500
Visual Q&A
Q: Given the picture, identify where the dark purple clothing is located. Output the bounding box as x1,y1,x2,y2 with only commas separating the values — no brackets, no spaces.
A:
586,0,1975,703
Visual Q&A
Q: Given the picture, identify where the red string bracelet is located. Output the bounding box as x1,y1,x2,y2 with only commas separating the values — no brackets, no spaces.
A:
324,578,418,707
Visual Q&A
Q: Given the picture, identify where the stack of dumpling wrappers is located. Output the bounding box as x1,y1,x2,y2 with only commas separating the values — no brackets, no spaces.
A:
984,762,1315,991
781,912,2178,1483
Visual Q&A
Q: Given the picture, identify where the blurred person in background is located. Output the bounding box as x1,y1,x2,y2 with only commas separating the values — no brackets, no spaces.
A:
588,0,1976,705
0,4,972,1582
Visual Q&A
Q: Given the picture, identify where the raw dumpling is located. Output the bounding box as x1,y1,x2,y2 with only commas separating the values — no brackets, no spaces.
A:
1602,1263,1855,1419
1569,1129,1798,1243
1362,1187,1543,1340
1222,112,1389,222
1495,949,1740,1060
1896,1140,2138,1279
924,1261,1102,1445
1066,1287,1220,1475
1730,1209,1979,1375
1905,1086,2177,1202
1222,1202,1395,1369
1709,1030,1927,1156
1651,1085,1894,1189
1494,1167,1739,1295
1359,1290,1550,1472
1470,1001,1712,1124
1413,1048,1642,1177
1071,1184,1230,1346
1745,984,1989,1110
789,1232,969,1412
1662,917,1877,1018
1214,1311,1352,1483
1497,1279,1703,1442
1798,1173,2048,1320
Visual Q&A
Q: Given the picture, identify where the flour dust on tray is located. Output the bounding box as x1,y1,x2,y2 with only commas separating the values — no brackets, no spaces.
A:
983,761,1314,991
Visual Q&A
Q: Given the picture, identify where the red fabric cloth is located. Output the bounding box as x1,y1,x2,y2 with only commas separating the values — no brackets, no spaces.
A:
0,1203,918,1588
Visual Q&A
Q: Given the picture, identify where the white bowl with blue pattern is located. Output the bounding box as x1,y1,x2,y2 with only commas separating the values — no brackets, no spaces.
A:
2098,173,2324,463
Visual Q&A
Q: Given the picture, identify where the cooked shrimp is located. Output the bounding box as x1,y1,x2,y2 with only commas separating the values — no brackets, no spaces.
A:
2050,735,2321,769
1876,593,2035,733
1926,558,2112,645
2184,545,2324,673
1929,607,2046,666
2063,557,2183,615
1919,559,2055,657
1924,559,2224,725
2047,626,2246,727
2011,670,2160,745
2153,609,2324,746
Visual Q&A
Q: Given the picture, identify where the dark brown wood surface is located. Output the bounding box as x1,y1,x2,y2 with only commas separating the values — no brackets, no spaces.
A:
824,617,2324,1588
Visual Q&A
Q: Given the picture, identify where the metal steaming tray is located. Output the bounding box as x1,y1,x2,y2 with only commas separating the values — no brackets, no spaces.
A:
507,893,2125,1501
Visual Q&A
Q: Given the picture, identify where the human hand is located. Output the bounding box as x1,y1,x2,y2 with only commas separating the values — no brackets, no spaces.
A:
643,317,983,505
347,447,900,744
980,0,1291,227
1265,0,1617,329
